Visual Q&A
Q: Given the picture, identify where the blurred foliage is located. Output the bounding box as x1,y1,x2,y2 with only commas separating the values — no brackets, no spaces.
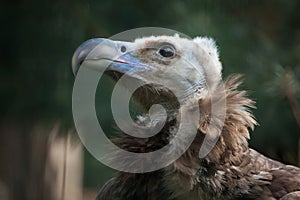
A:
2,0,300,188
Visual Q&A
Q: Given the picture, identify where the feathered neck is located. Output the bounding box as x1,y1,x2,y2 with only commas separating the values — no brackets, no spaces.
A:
164,75,258,198
198,74,256,165
111,75,258,199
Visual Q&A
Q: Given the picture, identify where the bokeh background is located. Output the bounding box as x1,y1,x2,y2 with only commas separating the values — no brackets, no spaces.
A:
1,0,300,199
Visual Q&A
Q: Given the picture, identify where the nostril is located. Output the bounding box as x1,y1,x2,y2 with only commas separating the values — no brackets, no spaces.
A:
120,45,126,53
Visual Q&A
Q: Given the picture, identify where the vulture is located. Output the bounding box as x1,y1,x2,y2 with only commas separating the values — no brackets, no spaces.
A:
72,34,300,200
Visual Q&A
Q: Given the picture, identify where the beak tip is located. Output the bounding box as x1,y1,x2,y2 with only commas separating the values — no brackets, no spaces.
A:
71,54,79,76
71,38,105,76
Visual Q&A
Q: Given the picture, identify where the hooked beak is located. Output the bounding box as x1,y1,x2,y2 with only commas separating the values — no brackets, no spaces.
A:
72,38,153,76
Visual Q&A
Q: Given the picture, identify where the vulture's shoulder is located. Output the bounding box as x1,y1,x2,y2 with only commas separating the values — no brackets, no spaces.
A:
248,150,300,199
266,165,300,199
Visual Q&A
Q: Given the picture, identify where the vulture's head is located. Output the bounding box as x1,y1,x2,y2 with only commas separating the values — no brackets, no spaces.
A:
72,35,223,113
72,35,255,171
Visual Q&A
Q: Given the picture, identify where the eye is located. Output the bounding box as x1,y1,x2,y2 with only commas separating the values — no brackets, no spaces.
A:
157,45,175,58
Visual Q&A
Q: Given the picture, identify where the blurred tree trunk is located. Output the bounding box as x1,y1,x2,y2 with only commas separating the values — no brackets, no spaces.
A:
0,119,36,200
0,119,83,200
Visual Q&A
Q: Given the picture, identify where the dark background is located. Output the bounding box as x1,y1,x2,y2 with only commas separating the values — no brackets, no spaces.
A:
1,0,300,199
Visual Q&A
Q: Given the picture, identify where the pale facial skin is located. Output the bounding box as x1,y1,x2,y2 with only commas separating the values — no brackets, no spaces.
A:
72,35,223,104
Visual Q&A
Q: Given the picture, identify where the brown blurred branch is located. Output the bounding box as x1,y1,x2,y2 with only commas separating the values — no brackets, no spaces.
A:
281,68,300,131
281,68,300,165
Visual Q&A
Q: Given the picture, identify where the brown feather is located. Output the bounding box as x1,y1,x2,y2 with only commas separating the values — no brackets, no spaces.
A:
97,75,300,200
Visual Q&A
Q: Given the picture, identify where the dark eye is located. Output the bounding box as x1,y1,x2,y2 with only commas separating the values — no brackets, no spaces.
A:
158,45,175,58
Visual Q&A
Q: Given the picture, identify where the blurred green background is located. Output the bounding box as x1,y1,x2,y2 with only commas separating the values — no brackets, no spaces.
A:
1,0,300,199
